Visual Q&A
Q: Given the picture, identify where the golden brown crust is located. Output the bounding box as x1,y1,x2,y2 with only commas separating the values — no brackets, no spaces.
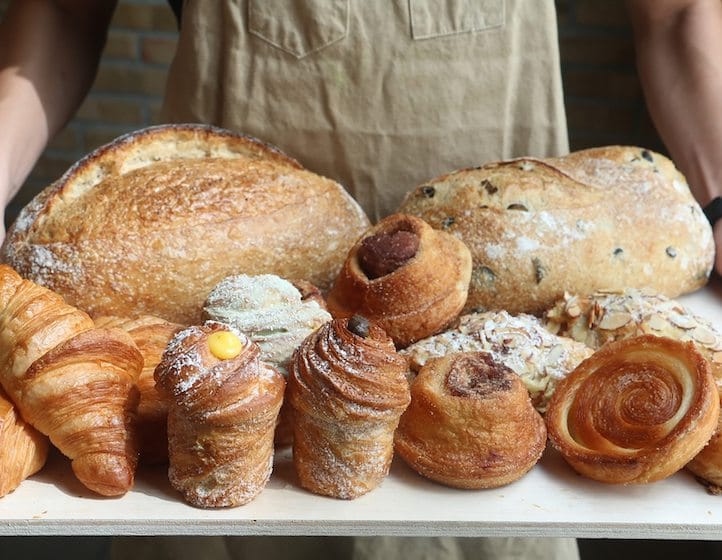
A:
544,289,722,488
0,389,48,498
0,264,143,496
394,352,546,489
154,322,285,508
2,124,370,324
326,214,471,348
398,146,714,315
289,317,411,499
546,335,719,484
94,315,184,464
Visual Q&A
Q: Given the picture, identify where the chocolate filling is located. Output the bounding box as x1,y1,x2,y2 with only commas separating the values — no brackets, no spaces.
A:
357,230,420,279
347,315,370,338
445,353,513,397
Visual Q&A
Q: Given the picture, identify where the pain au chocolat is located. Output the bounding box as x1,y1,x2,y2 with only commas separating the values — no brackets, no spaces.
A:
395,352,546,489
326,213,471,348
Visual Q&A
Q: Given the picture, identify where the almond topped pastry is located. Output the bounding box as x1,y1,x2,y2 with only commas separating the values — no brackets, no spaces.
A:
402,310,592,412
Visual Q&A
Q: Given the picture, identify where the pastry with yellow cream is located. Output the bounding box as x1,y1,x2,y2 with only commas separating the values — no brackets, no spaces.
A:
154,321,285,508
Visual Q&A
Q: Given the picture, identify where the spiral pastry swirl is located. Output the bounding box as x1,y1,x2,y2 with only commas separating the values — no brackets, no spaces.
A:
395,352,546,489
289,316,411,499
546,335,719,484
155,321,285,508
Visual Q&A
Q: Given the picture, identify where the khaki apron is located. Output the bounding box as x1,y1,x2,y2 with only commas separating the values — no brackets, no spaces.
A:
161,0,568,222
111,2,576,559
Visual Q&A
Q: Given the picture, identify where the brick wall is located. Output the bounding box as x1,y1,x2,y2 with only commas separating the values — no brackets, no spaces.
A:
1,0,665,224
557,0,665,153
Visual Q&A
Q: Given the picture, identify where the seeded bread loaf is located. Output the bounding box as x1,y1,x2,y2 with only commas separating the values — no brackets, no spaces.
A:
398,146,714,315
1,125,370,324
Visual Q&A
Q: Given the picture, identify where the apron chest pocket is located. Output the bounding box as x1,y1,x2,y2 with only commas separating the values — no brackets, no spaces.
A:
409,0,505,40
248,0,349,59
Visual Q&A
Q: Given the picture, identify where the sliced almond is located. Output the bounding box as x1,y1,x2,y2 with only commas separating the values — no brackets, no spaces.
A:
546,344,565,364
712,352,722,364
645,314,668,332
567,305,581,318
668,313,696,330
598,311,632,330
692,326,719,346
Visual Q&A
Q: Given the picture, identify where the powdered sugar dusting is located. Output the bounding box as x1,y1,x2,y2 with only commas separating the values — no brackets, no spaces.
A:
21,244,84,288
203,274,331,374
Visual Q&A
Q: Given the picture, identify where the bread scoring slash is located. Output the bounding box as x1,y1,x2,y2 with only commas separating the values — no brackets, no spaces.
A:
1,124,370,324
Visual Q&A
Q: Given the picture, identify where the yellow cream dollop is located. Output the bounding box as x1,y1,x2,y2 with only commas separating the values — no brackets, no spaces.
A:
208,330,243,360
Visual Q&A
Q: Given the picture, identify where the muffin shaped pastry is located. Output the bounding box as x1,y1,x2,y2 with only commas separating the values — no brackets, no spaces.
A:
202,274,331,445
546,335,719,484
326,213,472,348
289,315,411,499
395,352,546,489
154,322,285,508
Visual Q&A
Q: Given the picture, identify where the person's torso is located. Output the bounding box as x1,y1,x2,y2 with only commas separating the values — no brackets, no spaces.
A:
163,0,568,221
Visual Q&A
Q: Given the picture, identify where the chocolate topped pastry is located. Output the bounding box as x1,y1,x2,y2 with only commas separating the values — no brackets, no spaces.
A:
395,352,546,489
327,213,472,348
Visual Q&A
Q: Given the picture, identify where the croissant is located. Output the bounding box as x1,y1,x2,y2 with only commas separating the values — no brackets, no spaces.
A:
326,213,471,348
395,352,546,489
289,315,411,499
154,322,285,508
0,265,143,496
0,389,48,497
546,335,719,484
544,288,722,490
94,315,184,464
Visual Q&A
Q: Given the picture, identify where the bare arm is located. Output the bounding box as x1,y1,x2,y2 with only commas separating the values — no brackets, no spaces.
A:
627,0,722,268
0,0,117,219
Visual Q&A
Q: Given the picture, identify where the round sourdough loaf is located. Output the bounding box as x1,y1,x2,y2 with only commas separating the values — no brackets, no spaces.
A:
398,146,715,315
1,124,370,324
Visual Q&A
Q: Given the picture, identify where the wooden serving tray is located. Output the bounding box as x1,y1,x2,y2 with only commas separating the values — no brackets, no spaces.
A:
3,282,722,539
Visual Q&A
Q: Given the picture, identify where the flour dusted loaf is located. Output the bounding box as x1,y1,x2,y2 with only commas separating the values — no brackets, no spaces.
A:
1,124,370,324
398,146,714,315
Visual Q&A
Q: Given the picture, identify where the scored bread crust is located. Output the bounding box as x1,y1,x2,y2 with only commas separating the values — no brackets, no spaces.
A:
1,124,370,324
398,146,715,315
